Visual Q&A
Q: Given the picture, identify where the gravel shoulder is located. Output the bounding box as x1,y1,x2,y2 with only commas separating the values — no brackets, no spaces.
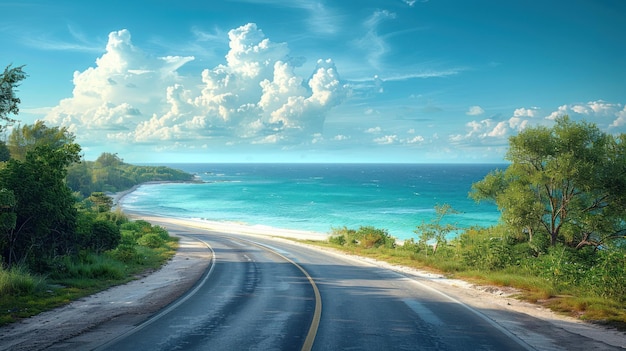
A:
0,234,211,351
1,216,624,350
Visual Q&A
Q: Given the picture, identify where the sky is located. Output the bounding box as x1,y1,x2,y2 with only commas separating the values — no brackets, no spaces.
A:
1,0,625,163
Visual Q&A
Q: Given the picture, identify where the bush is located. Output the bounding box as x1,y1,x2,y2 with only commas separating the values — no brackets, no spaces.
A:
328,226,395,249
329,234,346,246
107,244,137,263
91,220,122,252
137,233,165,248
0,265,44,296
583,248,626,301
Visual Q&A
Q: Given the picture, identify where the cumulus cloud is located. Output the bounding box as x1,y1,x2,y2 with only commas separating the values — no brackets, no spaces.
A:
610,107,626,128
449,118,510,146
374,135,398,145
45,24,348,150
546,100,625,131
406,135,425,144
466,105,484,116
450,100,626,147
513,107,540,118
365,126,382,134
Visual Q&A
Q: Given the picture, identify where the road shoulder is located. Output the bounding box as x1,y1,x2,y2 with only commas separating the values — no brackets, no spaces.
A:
0,234,211,351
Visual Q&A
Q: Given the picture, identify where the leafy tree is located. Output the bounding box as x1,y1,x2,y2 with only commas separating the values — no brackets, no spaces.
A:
95,152,123,168
471,116,626,250
0,64,27,130
88,192,114,213
414,204,458,255
90,220,121,253
7,121,75,161
0,142,81,268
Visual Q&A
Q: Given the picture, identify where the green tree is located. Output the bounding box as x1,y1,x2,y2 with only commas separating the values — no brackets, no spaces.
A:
0,142,81,268
7,121,75,161
88,192,114,213
414,204,458,255
95,152,123,168
0,64,27,130
470,116,626,249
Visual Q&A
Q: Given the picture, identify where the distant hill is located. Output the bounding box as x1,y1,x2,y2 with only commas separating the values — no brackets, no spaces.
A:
66,152,195,197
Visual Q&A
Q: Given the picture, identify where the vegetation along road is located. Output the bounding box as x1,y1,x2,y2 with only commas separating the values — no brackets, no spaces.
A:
93,219,622,351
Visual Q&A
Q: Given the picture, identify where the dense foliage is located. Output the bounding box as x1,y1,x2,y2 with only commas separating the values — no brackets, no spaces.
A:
67,152,194,197
470,116,626,251
0,64,27,130
0,121,192,270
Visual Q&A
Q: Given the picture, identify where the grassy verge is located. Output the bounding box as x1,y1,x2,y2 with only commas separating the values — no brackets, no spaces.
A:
301,227,626,331
0,221,177,327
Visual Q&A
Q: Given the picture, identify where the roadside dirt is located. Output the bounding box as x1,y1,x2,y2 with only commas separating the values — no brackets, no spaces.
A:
0,235,212,351
1,231,624,350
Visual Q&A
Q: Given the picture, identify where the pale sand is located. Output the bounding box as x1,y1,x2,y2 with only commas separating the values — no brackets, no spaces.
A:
115,183,331,242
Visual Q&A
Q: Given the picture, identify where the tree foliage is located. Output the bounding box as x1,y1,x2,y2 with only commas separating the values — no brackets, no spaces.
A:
0,142,81,268
471,116,626,250
0,65,27,130
7,121,75,161
67,152,194,197
413,204,459,255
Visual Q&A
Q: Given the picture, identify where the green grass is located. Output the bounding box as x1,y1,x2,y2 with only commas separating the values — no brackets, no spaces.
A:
0,236,178,327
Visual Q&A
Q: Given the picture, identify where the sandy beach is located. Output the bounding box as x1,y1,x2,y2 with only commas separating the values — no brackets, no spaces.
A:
114,183,331,242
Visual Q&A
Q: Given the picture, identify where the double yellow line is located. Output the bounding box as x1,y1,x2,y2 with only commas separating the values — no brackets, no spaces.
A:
244,239,322,351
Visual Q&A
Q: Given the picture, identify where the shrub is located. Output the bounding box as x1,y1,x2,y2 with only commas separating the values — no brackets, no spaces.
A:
0,265,44,295
91,220,122,252
108,244,137,263
328,226,395,249
329,234,346,246
137,233,165,248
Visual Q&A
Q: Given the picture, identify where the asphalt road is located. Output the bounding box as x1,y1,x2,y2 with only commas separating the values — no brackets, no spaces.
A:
97,224,533,351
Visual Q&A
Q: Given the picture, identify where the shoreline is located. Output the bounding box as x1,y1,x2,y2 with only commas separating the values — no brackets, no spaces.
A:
111,184,331,242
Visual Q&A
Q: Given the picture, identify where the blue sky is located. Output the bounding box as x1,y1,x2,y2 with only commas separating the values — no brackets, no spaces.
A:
2,0,625,163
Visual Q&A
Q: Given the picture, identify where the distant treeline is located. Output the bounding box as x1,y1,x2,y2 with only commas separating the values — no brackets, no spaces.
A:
66,152,194,197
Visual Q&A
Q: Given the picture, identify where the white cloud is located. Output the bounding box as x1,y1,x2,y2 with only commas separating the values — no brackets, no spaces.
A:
513,107,540,118
610,106,626,128
545,100,625,131
406,135,424,144
45,24,348,150
333,134,349,141
448,118,510,146
466,105,484,116
365,126,382,134
507,106,539,131
374,135,398,144
355,10,397,69
487,121,508,137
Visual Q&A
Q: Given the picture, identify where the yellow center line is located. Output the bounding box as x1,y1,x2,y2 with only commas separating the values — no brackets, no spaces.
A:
242,239,322,351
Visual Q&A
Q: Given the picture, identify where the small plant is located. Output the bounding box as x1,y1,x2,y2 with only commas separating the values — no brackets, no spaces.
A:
0,264,45,296
137,233,165,248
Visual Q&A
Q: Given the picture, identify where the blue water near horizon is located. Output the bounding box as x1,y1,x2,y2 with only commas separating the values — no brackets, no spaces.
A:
120,163,505,241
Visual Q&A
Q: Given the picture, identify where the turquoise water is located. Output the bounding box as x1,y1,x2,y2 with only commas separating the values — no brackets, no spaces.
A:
120,163,504,240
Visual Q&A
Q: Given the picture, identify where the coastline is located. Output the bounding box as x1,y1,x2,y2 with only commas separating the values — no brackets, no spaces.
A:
112,183,330,242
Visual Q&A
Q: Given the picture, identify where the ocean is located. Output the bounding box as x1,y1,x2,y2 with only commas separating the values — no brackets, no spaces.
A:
120,163,505,241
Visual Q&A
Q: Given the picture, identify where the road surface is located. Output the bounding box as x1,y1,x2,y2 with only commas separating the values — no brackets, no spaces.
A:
98,223,534,350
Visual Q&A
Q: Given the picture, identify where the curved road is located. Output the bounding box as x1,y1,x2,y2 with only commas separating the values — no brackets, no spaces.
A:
96,222,616,351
